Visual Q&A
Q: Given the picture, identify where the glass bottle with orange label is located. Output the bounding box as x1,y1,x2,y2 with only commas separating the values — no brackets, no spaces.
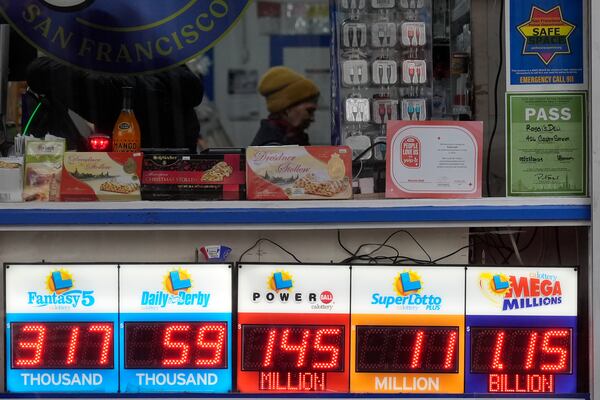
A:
112,86,141,152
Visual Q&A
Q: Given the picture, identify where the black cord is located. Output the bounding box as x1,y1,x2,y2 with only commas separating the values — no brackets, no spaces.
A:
238,238,302,263
352,141,386,162
432,245,472,263
555,228,562,265
337,230,355,257
485,0,504,197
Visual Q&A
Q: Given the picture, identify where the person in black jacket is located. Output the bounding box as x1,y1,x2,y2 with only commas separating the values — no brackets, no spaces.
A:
251,66,320,146
25,57,204,151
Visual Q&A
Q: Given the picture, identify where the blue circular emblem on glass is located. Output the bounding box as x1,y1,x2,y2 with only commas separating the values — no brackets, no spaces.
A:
0,0,251,74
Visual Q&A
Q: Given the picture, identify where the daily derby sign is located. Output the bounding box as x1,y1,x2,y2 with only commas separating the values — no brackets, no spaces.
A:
0,0,250,73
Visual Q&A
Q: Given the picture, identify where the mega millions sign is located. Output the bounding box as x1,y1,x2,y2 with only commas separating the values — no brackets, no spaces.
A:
0,0,250,73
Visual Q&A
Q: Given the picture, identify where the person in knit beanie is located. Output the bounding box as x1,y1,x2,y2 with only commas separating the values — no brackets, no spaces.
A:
251,66,320,146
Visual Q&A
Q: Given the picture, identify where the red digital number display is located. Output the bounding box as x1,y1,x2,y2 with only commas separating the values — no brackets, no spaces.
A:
242,325,344,372
124,322,227,369
11,322,114,369
355,326,459,373
470,327,572,374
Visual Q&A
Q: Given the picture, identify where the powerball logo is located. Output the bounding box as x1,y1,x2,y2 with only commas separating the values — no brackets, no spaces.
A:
141,268,210,308
252,270,334,309
372,270,442,310
479,272,563,311
28,269,95,308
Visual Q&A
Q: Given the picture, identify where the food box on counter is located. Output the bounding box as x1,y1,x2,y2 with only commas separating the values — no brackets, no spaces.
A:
23,138,65,202
0,157,24,202
141,153,246,200
246,146,353,200
60,152,143,201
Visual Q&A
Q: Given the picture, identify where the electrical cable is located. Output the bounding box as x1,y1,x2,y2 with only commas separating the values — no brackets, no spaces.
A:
352,141,386,162
555,227,562,265
508,232,524,265
432,245,472,264
485,0,504,196
22,100,42,137
238,238,302,263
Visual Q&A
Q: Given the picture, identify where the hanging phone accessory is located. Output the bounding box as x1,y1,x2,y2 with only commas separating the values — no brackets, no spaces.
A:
343,22,368,48
372,60,398,85
373,136,387,161
342,59,369,86
401,99,427,120
401,22,426,58
372,98,398,124
345,96,370,123
398,0,425,9
402,60,427,97
345,130,373,160
371,0,394,9
371,22,397,48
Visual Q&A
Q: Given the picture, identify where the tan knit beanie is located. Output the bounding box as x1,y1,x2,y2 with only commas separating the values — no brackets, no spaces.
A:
258,66,320,113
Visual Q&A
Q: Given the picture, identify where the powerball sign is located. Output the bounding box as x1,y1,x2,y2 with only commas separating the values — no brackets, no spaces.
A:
351,266,465,393
5,264,119,393
465,267,577,394
0,1,251,74
237,264,351,393
119,264,232,393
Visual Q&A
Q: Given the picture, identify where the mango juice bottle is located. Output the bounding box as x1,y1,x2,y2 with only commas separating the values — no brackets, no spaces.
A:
112,86,141,152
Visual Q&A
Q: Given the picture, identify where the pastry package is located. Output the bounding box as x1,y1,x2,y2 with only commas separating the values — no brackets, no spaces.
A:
141,153,245,200
0,157,24,202
246,146,353,200
23,137,66,202
60,152,143,201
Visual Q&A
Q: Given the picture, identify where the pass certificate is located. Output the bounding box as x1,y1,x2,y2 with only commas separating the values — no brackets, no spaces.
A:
386,121,483,198
507,93,587,196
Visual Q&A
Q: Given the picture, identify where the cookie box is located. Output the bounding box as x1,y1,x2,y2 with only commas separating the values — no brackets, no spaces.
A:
246,146,353,200
60,152,143,201
0,157,24,202
141,153,246,200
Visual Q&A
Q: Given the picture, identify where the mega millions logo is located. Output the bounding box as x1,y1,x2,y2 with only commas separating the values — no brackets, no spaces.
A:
0,0,251,73
517,6,575,65
372,270,441,310
141,268,210,308
478,272,563,311
28,269,95,308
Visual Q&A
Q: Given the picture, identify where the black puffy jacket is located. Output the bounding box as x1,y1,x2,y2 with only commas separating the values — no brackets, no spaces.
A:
26,57,204,151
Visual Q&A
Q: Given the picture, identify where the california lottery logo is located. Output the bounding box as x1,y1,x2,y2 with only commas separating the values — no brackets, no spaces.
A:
47,269,74,294
394,270,422,296
141,268,210,308
163,268,193,295
268,271,294,292
372,270,442,310
478,272,563,311
517,6,575,65
478,272,511,305
27,269,95,308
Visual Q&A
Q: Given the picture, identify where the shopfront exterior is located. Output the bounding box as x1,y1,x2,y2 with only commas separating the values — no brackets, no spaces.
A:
0,0,597,399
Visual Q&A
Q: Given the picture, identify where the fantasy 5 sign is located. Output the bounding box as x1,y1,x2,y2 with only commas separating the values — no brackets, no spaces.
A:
0,0,251,73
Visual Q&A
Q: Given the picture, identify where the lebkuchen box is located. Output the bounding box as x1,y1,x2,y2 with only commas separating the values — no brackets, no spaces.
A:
246,146,353,200
60,152,143,201
141,153,246,200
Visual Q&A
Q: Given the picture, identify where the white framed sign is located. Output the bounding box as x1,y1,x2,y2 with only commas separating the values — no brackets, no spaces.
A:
237,264,350,314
